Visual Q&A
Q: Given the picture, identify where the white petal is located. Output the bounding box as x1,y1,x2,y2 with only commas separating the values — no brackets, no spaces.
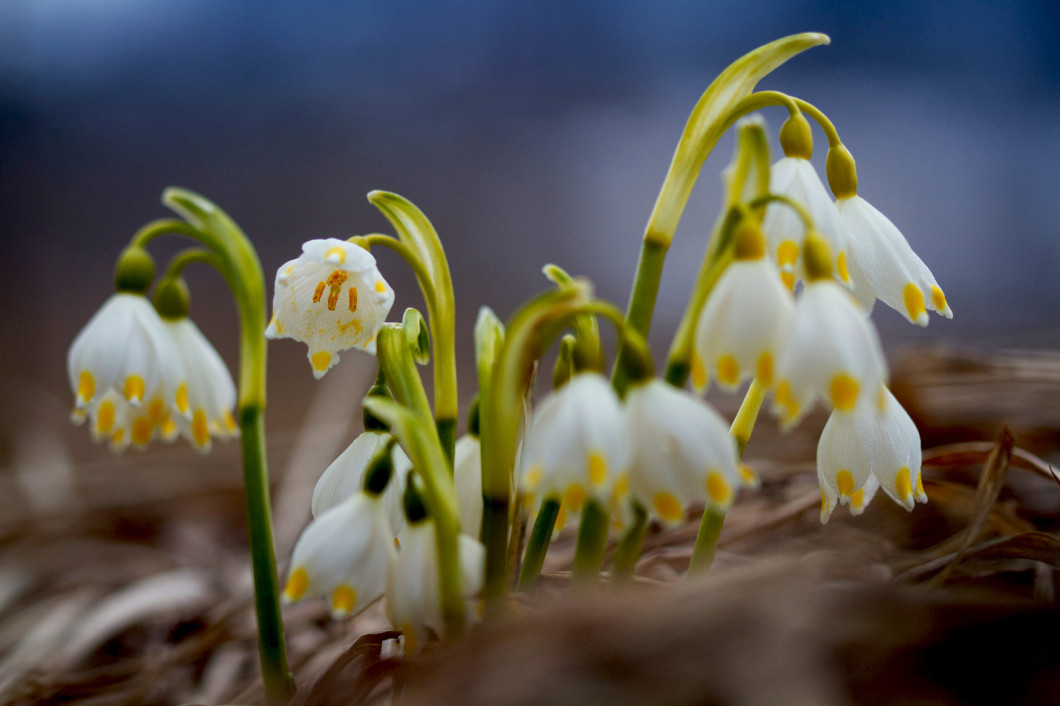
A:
454,435,483,538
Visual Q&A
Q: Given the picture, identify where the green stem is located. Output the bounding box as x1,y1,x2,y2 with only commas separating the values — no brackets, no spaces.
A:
612,238,669,397
609,503,648,583
688,379,767,575
725,92,842,148
517,496,560,590
571,500,610,587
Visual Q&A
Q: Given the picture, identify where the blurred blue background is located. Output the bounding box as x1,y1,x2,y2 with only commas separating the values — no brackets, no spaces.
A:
2,0,1059,445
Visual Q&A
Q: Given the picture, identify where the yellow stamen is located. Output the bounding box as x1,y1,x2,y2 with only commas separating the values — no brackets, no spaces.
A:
835,469,854,498
311,351,332,372
755,352,774,386
563,484,586,512
829,373,859,412
192,410,210,447
652,492,684,524
717,355,740,387
284,567,309,601
588,451,607,486
706,471,732,505
77,370,95,404
931,285,947,311
903,283,926,321
348,286,358,313
331,584,357,615
777,240,799,267
175,383,189,415
325,271,349,311
895,467,912,501
123,374,145,404
313,281,327,304
691,353,707,390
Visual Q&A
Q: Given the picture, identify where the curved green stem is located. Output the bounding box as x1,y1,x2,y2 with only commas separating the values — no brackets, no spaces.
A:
727,91,842,148
131,192,292,704
748,193,814,230
162,247,225,280
517,495,560,590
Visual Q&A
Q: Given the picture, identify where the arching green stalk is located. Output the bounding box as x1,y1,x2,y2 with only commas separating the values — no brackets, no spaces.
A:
130,189,292,705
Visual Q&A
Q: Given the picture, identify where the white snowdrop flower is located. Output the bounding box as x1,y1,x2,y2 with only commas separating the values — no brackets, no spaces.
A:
453,434,483,538
266,238,395,378
692,220,794,393
312,431,411,536
518,373,630,524
625,379,745,526
68,293,188,450
761,157,851,290
386,516,485,654
772,235,888,430
817,385,926,523
836,195,952,326
163,318,238,452
282,490,396,619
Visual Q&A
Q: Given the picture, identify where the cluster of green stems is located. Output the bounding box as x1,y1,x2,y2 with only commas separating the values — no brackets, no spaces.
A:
112,31,850,704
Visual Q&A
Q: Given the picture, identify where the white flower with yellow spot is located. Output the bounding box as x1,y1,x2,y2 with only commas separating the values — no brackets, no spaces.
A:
68,293,188,450
163,318,238,452
692,221,793,393
625,380,744,527
771,236,888,430
312,431,411,537
836,195,952,326
762,157,851,290
266,238,395,378
518,373,629,526
386,516,484,654
817,385,927,523
453,434,483,538
282,490,395,619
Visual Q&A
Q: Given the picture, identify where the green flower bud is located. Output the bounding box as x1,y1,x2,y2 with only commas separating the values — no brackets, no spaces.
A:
802,232,834,282
779,111,814,160
114,246,155,294
826,144,858,199
153,276,191,320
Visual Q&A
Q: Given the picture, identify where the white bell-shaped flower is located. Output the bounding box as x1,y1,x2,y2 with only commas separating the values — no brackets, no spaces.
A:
266,238,395,378
163,318,238,452
817,385,926,523
453,434,483,538
386,516,485,654
836,195,952,326
625,380,743,526
518,373,630,523
761,157,851,290
282,490,396,618
312,430,411,536
772,235,888,430
692,221,794,393
68,293,188,450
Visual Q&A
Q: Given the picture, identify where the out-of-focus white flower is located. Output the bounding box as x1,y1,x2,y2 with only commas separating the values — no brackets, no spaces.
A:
282,491,395,618
386,517,484,654
163,318,238,452
312,431,411,536
836,195,952,326
817,385,926,523
625,380,744,527
453,434,483,538
266,238,395,378
518,373,629,524
68,293,187,450
692,221,794,393
771,237,888,430
762,157,851,290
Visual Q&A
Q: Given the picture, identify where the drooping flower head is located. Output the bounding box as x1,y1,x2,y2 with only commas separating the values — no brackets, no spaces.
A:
518,372,630,527
817,385,927,523
266,238,395,378
625,379,745,527
162,317,238,452
692,219,794,393
772,234,888,430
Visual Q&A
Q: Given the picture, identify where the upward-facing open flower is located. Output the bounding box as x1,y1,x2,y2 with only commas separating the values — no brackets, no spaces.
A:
68,293,187,450
836,195,952,326
692,220,794,393
163,318,238,452
761,157,850,290
625,380,744,526
266,238,395,378
518,373,630,523
282,490,396,618
386,514,485,654
817,385,927,523
312,430,412,537
772,235,888,430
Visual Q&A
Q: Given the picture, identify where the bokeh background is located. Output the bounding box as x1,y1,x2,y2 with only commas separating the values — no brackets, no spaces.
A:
2,0,1059,461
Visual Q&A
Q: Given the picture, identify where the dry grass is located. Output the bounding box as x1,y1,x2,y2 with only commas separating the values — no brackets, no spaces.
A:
2,344,1060,705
